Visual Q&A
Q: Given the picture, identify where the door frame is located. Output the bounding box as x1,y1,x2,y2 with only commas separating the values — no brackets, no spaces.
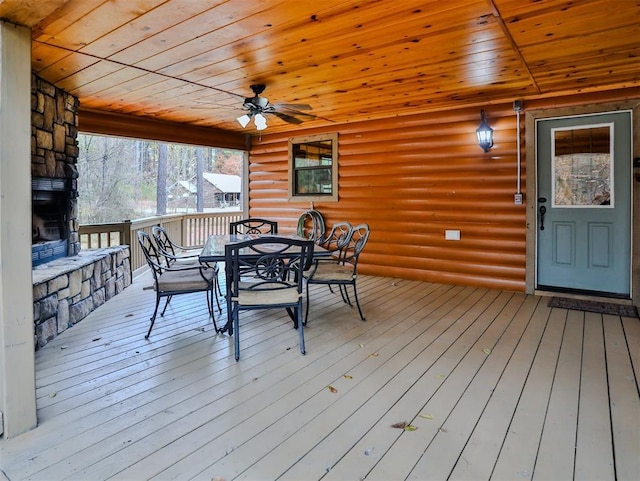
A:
525,99,640,305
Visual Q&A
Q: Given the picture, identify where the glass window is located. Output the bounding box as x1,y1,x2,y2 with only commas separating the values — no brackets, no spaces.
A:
551,123,613,208
289,133,338,201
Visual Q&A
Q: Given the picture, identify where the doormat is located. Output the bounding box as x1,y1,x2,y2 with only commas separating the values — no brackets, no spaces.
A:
548,297,638,317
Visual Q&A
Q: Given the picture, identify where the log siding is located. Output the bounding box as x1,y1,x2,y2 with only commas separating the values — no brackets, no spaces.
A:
249,89,640,292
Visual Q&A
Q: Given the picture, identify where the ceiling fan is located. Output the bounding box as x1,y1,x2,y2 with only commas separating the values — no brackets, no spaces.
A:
236,84,315,130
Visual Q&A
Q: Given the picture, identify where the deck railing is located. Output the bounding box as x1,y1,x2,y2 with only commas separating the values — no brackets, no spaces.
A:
79,211,244,273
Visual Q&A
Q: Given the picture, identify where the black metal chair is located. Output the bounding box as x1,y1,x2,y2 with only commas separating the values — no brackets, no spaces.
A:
151,225,200,263
137,231,219,338
310,221,354,295
304,223,370,324
225,236,314,361
318,221,353,254
229,218,278,235
152,225,223,305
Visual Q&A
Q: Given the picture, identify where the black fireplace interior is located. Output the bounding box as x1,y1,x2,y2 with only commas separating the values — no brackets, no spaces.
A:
32,177,71,266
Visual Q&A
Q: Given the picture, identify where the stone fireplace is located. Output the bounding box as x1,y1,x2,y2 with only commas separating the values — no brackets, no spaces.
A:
30,74,131,349
31,74,80,264
32,177,72,265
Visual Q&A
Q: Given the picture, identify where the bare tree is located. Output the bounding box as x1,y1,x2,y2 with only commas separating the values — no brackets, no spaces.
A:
156,143,168,215
196,148,204,212
77,134,243,223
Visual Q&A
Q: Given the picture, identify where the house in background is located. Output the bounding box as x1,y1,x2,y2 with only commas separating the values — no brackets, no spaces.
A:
202,173,241,209
170,173,241,212
169,180,198,212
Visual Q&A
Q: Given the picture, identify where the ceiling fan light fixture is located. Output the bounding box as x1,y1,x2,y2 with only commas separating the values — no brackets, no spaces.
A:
237,114,251,128
254,113,268,131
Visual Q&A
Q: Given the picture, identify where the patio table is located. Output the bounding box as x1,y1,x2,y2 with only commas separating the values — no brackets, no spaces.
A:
199,234,330,333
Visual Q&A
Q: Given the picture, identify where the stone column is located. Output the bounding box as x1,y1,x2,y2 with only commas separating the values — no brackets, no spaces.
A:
0,21,37,438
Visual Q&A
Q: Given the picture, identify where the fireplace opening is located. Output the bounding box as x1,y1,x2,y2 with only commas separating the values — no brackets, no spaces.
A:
32,177,71,266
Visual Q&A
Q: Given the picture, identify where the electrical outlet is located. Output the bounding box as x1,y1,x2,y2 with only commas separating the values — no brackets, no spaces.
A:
445,230,461,241
514,193,523,205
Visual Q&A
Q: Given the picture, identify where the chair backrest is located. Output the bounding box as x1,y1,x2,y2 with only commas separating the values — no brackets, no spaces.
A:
229,218,278,235
225,236,313,300
341,223,370,268
296,209,325,242
137,231,164,278
320,221,353,256
151,225,177,262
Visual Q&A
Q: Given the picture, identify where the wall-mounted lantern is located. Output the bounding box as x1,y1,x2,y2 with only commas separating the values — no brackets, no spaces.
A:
476,109,494,152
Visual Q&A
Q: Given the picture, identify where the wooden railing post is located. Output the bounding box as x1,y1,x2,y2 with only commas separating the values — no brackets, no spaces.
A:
181,215,189,246
122,219,132,247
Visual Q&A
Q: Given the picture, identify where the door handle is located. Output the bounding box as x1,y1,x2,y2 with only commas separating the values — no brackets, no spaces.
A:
539,205,546,231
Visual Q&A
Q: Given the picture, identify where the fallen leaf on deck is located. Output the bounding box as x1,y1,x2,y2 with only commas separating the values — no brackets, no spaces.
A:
483,348,492,355
359,344,365,348
369,352,379,358
60,346,67,350
125,313,133,317
439,427,448,433
49,392,56,398
343,374,353,379
92,337,101,342
419,413,434,420
391,421,417,431
328,386,338,393
436,374,446,379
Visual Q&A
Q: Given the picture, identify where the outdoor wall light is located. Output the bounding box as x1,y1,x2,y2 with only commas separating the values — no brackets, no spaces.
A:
476,109,494,152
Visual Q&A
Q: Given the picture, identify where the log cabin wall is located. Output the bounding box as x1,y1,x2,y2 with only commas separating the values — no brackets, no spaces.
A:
248,88,639,293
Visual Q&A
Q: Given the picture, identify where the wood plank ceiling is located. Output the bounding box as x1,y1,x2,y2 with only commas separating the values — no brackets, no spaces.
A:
2,0,639,134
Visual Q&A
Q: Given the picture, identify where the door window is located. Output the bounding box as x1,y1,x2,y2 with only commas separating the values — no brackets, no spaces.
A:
551,124,613,208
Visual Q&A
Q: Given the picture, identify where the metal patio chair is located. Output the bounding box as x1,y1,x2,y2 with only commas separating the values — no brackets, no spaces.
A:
225,236,314,361
304,223,370,324
151,225,200,263
229,218,278,235
152,225,223,301
138,231,219,338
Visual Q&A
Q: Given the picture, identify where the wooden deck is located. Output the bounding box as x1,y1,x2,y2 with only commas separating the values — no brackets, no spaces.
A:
1,272,639,481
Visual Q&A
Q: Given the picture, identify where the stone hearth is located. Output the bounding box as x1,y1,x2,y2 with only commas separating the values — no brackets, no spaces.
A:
32,246,131,349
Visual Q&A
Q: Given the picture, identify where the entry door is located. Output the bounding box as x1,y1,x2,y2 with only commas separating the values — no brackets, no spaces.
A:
536,111,632,296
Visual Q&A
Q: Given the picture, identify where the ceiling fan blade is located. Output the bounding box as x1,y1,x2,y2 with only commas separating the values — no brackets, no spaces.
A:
274,103,313,110
270,111,304,125
279,109,318,120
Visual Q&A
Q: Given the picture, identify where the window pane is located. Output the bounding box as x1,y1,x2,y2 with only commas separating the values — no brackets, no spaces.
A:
293,141,333,168
552,124,613,207
289,133,338,201
295,168,333,195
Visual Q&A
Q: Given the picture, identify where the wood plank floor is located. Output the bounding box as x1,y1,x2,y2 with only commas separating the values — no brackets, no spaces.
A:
1,272,639,481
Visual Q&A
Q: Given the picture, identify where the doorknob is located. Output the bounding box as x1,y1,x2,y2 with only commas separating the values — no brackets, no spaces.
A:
539,205,546,230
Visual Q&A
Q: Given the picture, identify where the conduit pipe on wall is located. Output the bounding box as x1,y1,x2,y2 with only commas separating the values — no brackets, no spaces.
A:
514,100,523,204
